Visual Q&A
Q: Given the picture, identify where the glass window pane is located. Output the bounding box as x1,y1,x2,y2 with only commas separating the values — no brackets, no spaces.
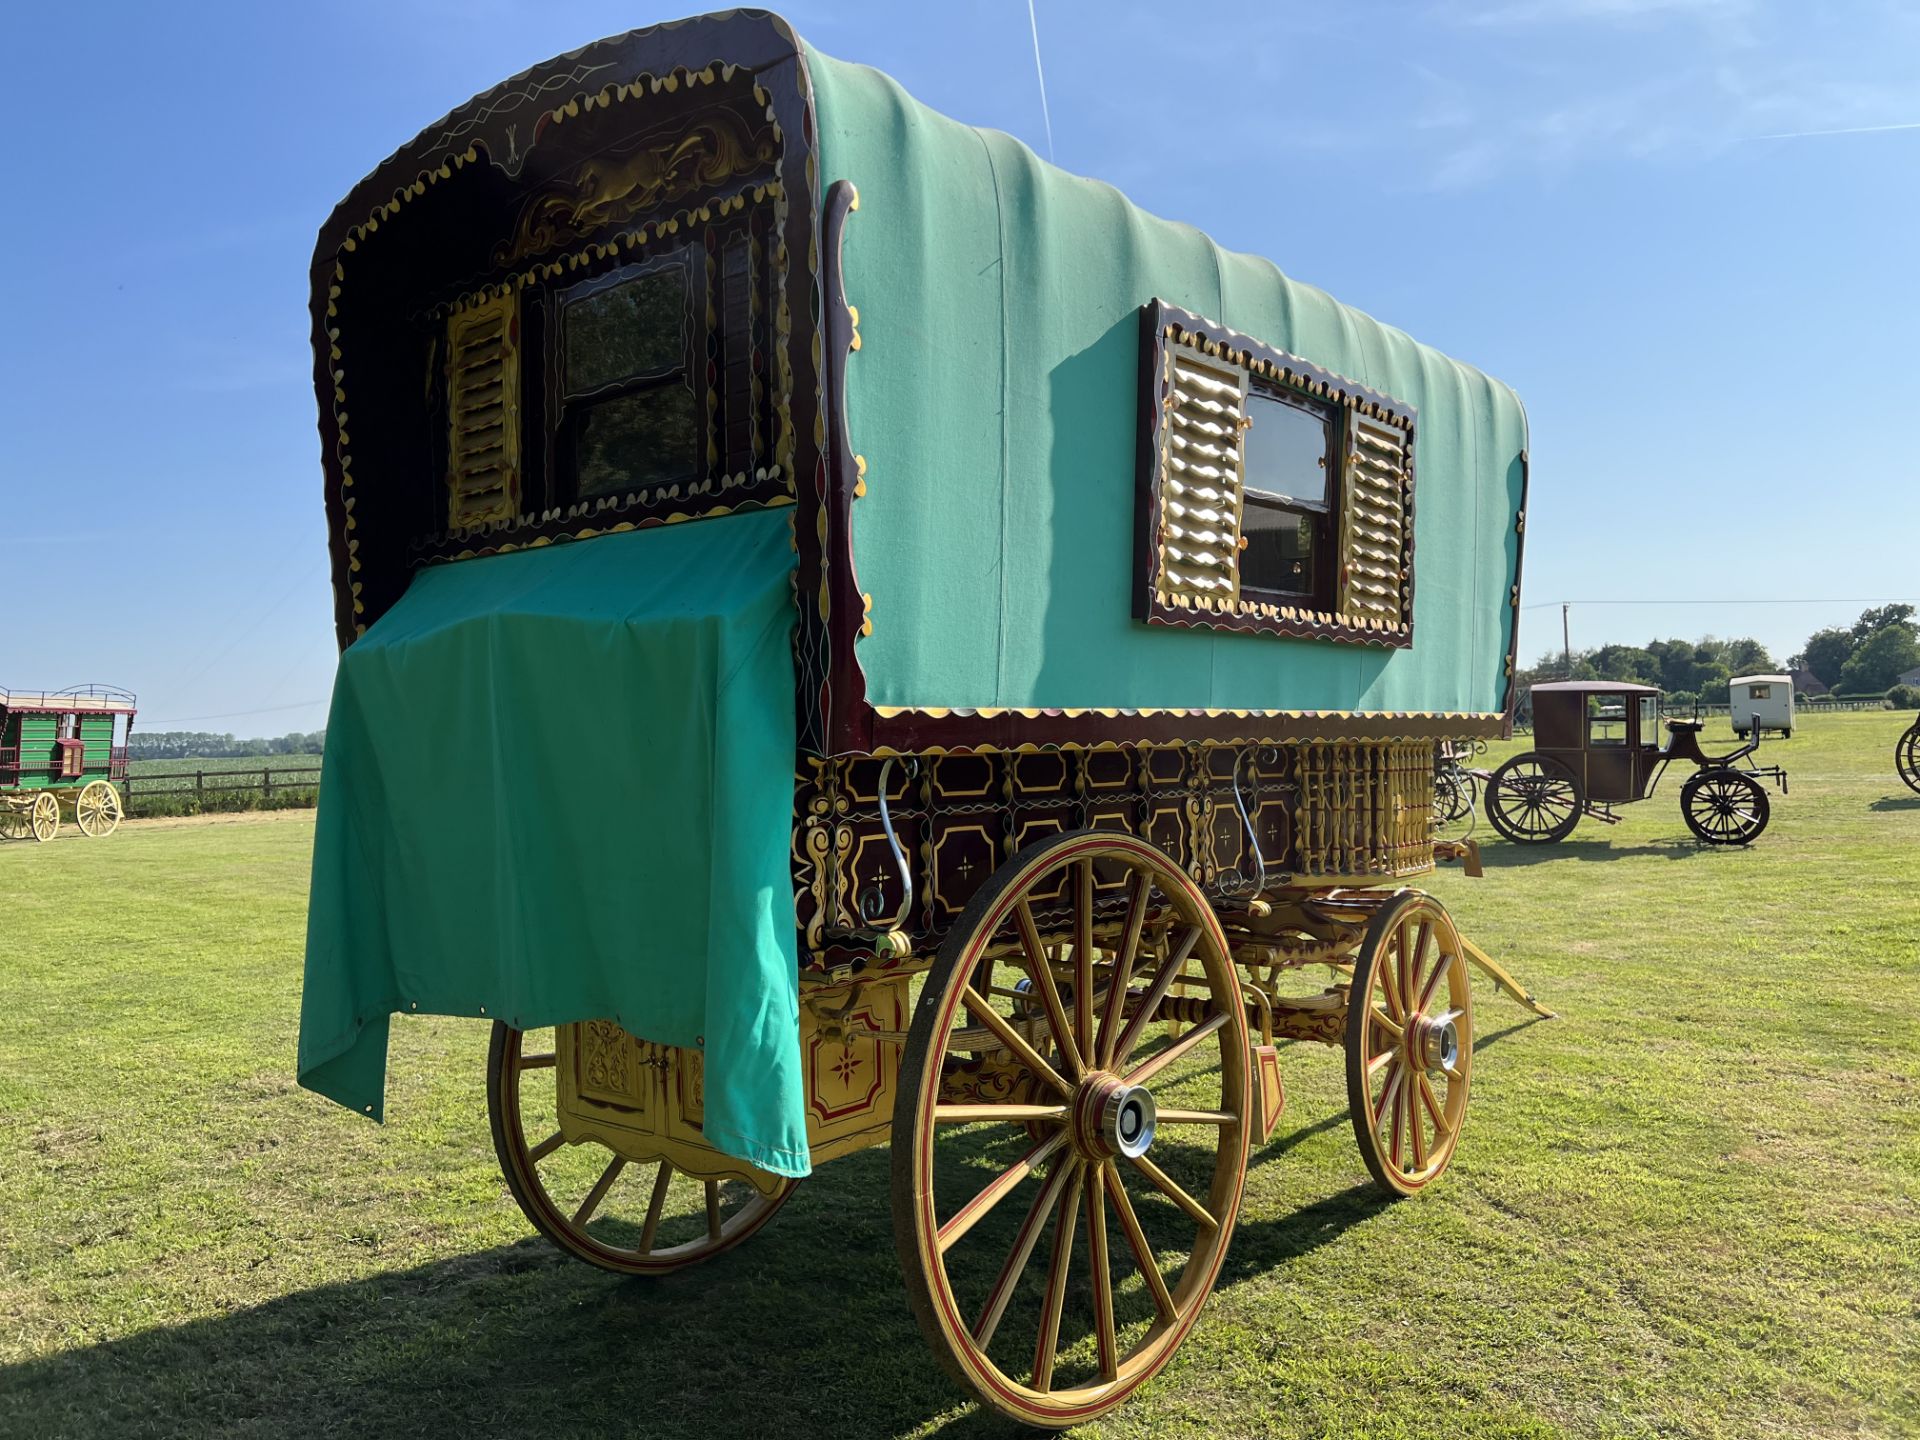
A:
572,383,698,498
1241,498,1315,597
563,268,687,396
1587,694,1626,746
1243,391,1330,507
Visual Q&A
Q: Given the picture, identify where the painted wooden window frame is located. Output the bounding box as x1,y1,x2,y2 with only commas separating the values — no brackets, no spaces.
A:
1134,300,1418,648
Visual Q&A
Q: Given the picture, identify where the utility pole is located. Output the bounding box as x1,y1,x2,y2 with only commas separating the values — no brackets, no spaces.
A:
1563,603,1573,677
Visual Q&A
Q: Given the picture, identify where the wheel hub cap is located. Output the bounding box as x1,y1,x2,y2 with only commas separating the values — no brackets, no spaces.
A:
1411,1013,1461,1075
1072,1073,1157,1159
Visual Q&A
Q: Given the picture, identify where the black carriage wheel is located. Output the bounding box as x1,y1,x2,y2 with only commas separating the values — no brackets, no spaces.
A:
1485,754,1582,845
1432,767,1473,826
1898,722,1920,796
1679,769,1770,846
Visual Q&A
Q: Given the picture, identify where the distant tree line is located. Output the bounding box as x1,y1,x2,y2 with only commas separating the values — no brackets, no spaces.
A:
1785,604,1919,696
1515,605,1920,711
127,730,326,760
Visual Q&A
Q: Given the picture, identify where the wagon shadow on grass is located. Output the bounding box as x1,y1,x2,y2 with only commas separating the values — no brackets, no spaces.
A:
0,1127,1393,1438
1868,793,1920,812
1474,838,1708,868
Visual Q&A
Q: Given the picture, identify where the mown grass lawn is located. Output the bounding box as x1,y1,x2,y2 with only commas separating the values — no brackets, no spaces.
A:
1,713,1915,1438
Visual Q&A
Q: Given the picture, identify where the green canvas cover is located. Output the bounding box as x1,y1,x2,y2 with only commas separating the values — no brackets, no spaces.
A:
299,508,809,1177
805,46,1527,719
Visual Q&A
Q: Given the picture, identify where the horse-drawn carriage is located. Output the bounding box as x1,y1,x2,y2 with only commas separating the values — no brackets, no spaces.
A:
1486,681,1787,846
0,686,132,842
1899,717,1920,795
298,13,1547,1425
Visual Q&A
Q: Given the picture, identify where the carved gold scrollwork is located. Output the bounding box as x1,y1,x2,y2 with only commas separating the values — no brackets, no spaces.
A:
499,113,776,264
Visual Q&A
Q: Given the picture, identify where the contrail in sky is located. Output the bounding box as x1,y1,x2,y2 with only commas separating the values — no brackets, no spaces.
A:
1026,0,1055,163
1752,120,1920,141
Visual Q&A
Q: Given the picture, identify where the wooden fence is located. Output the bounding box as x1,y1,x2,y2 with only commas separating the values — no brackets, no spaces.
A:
121,765,322,816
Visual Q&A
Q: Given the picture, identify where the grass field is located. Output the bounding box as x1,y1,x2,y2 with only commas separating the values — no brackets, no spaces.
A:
1,713,1915,1438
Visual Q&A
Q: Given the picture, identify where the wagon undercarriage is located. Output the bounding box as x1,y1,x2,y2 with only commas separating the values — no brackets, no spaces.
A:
487,742,1551,1427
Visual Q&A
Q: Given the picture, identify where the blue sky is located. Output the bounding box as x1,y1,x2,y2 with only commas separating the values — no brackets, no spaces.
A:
3,1,1915,733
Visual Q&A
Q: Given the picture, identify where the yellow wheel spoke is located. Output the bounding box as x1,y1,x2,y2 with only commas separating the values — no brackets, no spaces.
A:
1015,899,1083,1079
1030,1164,1085,1394
1073,860,1096,1057
1419,1071,1450,1139
571,1156,626,1226
528,1130,565,1163
1086,1168,1117,1382
933,1104,1068,1125
1127,1152,1218,1232
519,1052,557,1070
1109,926,1203,1072
973,1158,1076,1349
1104,1164,1176,1321
705,1180,723,1242
1097,871,1153,1068
1155,1107,1236,1126
1370,1006,1403,1041
957,984,1074,1098
1125,1011,1225,1089
938,1131,1067,1254
637,1161,671,1253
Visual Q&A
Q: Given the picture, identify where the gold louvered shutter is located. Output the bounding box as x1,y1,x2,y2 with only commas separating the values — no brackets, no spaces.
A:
1337,410,1412,629
1154,344,1248,610
444,291,521,529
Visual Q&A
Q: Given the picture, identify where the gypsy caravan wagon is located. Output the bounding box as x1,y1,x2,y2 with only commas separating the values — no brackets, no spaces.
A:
299,12,1546,1425
0,686,132,841
1729,673,1793,738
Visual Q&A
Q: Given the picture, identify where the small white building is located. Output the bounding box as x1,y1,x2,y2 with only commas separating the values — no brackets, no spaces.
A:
1729,674,1794,738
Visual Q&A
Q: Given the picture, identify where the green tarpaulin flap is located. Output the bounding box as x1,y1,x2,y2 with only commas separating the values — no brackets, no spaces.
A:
298,507,809,1177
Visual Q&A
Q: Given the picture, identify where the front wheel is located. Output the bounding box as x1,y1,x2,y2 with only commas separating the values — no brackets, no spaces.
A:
1485,754,1582,844
893,830,1251,1429
1344,892,1472,1197
1680,769,1770,845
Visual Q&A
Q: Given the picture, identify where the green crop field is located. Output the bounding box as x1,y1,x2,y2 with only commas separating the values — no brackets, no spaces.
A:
125,756,323,776
1,713,1915,1438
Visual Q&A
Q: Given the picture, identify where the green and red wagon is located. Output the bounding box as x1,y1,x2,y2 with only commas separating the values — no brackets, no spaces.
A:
0,686,132,842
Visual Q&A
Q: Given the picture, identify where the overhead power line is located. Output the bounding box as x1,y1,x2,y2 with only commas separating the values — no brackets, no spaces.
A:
138,699,330,728
1521,596,1917,611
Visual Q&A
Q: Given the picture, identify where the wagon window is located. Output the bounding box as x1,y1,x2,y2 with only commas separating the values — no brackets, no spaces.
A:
1588,695,1627,746
1240,391,1334,603
1136,301,1416,646
1749,683,1771,700
556,260,699,501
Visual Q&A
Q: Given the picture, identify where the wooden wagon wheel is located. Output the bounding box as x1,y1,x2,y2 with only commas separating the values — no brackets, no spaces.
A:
1897,721,1920,796
28,791,60,843
1485,754,1582,845
1344,891,1472,1197
487,1022,798,1275
894,830,1252,1429
1680,768,1769,846
75,781,123,838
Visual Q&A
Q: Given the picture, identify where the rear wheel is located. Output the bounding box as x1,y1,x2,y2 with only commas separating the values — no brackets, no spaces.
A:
1485,755,1582,845
1898,721,1920,796
488,1022,798,1275
1680,769,1769,845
